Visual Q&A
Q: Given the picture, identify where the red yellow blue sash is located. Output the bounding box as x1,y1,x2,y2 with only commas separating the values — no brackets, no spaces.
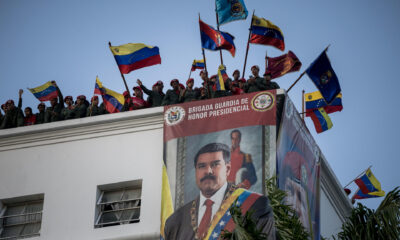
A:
204,188,262,240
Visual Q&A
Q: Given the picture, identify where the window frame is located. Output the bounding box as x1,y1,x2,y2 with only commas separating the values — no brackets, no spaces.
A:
0,195,44,240
94,180,142,229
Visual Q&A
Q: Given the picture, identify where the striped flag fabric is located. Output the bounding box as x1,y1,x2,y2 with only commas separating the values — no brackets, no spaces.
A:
250,15,284,51
353,168,385,199
109,43,161,74
191,59,205,71
307,107,333,133
94,77,124,113
28,81,58,101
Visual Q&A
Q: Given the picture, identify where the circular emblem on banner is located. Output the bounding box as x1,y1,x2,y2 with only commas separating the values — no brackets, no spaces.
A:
164,106,186,126
251,92,274,112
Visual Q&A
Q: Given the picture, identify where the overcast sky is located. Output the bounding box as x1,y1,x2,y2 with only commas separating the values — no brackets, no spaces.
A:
1,0,399,210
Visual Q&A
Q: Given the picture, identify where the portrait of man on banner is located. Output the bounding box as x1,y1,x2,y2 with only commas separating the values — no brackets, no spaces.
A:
164,141,275,240
183,126,264,202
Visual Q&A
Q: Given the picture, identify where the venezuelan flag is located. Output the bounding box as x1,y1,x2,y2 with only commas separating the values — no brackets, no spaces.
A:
28,81,58,101
305,91,343,116
216,65,228,91
110,43,161,74
250,15,285,51
94,77,124,113
191,59,205,71
199,19,236,57
307,107,332,133
160,164,173,240
354,169,385,197
353,189,383,199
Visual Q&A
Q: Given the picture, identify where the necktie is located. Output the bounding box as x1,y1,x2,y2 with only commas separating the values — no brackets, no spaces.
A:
197,199,214,239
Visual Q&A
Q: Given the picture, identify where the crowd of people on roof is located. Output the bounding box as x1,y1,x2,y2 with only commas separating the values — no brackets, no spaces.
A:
0,65,279,130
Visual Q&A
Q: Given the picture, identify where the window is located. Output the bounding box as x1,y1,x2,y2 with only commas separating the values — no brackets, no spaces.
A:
0,195,44,239
95,180,142,228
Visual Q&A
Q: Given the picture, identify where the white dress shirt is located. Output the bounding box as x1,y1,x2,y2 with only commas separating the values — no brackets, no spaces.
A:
197,182,228,226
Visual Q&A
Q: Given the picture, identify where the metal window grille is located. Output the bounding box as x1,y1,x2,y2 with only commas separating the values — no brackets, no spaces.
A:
95,187,141,228
0,200,43,239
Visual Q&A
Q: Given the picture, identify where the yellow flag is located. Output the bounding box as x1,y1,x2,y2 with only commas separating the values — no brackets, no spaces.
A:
160,164,173,239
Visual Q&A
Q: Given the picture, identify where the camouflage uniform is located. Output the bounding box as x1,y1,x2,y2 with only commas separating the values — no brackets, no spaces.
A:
73,104,87,118
180,89,197,103
245,77,267,93
0,107,24,129
266,81,280,90
35,111,46,124
141,85,164,107
61,107,75,120
162,90,180,106
99,102,109,114
45,88,64,123
87,105,102,116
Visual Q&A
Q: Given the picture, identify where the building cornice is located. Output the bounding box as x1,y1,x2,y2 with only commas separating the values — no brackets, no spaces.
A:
0,107,164,152
320,153,353,222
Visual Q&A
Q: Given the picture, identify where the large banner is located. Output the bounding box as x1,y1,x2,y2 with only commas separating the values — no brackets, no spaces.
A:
276,95,321,239
163,91,277,240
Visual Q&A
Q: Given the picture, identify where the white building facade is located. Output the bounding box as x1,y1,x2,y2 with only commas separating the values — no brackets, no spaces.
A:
0,92,352,240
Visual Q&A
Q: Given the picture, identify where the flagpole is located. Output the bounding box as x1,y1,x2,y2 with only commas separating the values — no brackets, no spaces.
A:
108,41,131,96
287,70,306,93
343,165,372,188
202,48,208,75
302,90,305,120
188,67,192,80
215,2,224,65
89,100,94,117
242,10,255,79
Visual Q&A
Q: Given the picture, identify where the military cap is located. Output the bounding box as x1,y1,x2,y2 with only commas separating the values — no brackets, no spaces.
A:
91,96,98,102
170,79,179,86
263,70,272,76
77,95,86,100
37,102,45,108
186,78,194,85
251,65,260,71
133,86,142,92
64,96,73,102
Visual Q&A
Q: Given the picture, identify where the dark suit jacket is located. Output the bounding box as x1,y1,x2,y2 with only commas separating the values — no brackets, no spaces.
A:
164,184,276,240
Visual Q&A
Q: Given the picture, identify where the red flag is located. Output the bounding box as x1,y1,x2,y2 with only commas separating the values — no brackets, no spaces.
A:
266,51,302,79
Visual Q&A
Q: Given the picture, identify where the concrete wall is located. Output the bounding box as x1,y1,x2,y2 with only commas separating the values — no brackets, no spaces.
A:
0,107,164,240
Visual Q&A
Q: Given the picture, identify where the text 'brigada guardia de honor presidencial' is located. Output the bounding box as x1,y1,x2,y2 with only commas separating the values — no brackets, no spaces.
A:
187,98,250,120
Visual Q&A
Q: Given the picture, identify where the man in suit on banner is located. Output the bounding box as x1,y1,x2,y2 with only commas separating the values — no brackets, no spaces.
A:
164,143,275,240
